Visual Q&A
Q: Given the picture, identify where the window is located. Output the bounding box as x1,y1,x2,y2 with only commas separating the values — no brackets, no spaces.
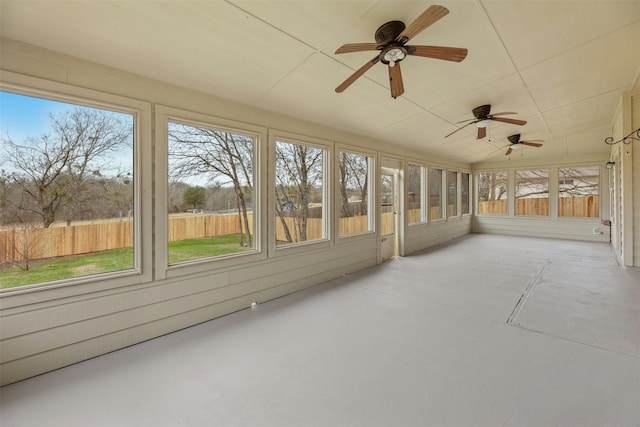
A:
167,121,257,264
515,169,549,216
429,168,443,220
275,139,326,246
447,170,458,217
461,172,470,215
0,91,136,288
407,163,425,224
338,151,372,236
478,171,508,215
559,166,599,217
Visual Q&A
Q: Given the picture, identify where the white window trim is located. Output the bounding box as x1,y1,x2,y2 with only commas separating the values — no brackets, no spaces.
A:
476,169,510,216
446,169,459,219
407,162,427,225
460,171,472,217
429,166,445,222
154,105,268,280
0,71,152,301
269,130,333,257
336,144,376,239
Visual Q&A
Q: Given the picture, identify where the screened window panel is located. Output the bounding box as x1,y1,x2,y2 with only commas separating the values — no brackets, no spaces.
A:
167,121,256,264
559,166,599,218
338,151,371,236
275,139,326,246
515,169,549,216
0,91,136,288
478,171,508,215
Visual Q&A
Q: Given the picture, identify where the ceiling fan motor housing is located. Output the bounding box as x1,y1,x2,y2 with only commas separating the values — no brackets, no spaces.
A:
472,104,492,119
375,20,406,44
507,134,521,144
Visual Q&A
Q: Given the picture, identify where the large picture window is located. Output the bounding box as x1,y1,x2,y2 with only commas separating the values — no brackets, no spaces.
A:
338,151,372,236
478,171,508,215
559,166,599,217
0,91,136,288
275,139,326,246
167,121,257,264
407,163,425,224
429,168,443,220
515,169,549,216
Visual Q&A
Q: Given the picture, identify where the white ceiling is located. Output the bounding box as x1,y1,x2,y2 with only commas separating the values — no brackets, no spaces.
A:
2,1,639,165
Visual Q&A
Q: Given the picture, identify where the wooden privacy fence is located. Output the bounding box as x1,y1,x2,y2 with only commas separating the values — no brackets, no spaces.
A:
0,221,134,264
1,213,383,263
478,195,599,217
1,195,600,264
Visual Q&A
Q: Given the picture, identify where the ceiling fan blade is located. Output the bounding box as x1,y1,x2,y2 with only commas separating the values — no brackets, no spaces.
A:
335,56,380,93
389,63,404,99
492,117,527,126
455,118,476,124
520,141,543,147
395,5,449,43
505,147,513,156
406,45,468,62
490,111,517,116
477,126,487,140
445,120,476,138
335,43,380,54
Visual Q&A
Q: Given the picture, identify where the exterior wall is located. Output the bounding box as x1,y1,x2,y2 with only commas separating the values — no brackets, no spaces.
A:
0,38,471,385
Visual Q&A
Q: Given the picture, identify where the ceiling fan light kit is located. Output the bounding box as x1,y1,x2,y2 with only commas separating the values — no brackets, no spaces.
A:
334,5,468,99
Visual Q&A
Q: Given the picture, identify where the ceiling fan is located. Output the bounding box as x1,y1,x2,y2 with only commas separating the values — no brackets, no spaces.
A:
504,134,544,156
445,104,527,139
334,5,468,99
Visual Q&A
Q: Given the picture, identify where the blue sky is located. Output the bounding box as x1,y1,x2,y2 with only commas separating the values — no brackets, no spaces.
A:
1,90,134,176
0,91,70,140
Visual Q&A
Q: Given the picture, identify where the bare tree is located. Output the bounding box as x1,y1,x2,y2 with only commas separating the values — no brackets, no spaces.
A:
168,124,254,247
2,107,132,228
478,171,507,202
338,152,368,218
275,141,323,244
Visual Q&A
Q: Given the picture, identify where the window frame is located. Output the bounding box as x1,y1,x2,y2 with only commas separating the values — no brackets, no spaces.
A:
155,105,267,279
558,165,601,219
446,169,459,219
269,130,332,257
515,168,550,217
407,162,426,225
460,171,471,216
0,71,152,297
336,145,376,239
428,166,444,222
476,170,509,216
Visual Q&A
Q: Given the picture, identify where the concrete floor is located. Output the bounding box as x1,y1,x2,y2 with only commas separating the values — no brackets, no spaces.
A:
1,234,639,427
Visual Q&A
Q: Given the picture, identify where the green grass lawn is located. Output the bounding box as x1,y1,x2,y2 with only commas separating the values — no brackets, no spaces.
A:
0,235,252,289
168,234,252,263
